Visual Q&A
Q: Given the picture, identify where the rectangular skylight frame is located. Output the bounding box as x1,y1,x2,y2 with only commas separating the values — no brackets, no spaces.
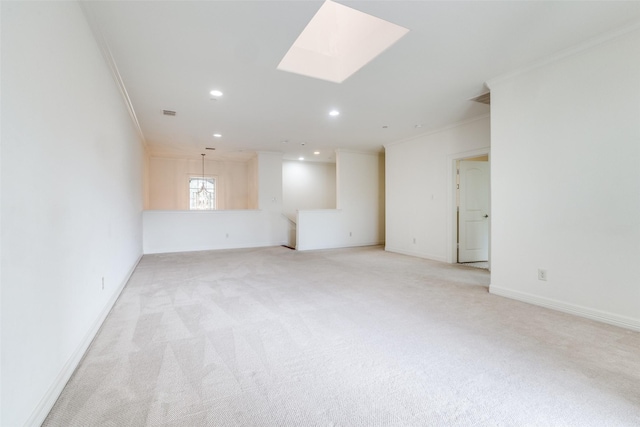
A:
277,0,409,83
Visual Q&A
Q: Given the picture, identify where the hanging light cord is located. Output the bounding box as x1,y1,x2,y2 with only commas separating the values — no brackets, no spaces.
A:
201,153,205,186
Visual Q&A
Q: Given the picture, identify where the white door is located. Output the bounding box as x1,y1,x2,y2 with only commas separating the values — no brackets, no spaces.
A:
458,160,489,262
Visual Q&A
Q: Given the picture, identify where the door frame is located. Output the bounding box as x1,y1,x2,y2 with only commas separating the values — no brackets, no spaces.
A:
446,148,491,266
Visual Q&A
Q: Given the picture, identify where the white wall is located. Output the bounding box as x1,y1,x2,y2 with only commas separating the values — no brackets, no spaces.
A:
247,155,259,210
143,149,150,209
257,151,284,212
1,2,145,426
0,3,4,422
143,152,286,253
297,150,384,251
385,117,490,262
148,156,250,210
488,28,640,330
143,210,287,253
282,160,336,221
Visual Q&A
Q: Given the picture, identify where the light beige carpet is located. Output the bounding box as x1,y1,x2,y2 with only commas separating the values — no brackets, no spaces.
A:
44,246,640,426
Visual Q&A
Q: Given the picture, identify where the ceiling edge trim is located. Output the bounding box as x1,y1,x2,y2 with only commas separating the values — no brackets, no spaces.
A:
79,2,148,150
384,114,491,149
335,148,383,156
149,155,255,164
486,20,640,89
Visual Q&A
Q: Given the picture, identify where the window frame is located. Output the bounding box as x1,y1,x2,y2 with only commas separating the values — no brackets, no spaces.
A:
188,175,217,210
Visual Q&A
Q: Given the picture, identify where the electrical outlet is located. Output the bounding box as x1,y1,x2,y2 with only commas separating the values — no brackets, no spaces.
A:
102,277,105,290
413,237,416,244
349,231,352,237
538,269,547,281
225,233,229,238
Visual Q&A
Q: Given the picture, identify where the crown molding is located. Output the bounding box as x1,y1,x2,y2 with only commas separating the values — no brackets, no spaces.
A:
487,20,640,89
80,1,147,149
335,148,383,156
384,114,490,149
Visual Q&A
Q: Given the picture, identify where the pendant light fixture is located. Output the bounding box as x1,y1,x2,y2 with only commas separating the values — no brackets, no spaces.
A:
195,153,212,209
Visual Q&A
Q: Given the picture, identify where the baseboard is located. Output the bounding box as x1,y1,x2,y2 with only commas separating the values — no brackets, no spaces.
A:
384,246,448,263
297,240,384,252
144,240,288,254
25,254,143,427
489,285,640,332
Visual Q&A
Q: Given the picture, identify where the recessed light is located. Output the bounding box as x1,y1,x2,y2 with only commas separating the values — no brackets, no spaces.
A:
329,110,340,117
382,125,389,129
415,124,423,128
298,157,304,161
213,133,222,138
314,151,320,155
210,90,223,97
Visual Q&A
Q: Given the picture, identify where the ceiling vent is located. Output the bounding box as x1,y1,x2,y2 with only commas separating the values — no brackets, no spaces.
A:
470,92,490,105
162,110,177,116
205,147,216,150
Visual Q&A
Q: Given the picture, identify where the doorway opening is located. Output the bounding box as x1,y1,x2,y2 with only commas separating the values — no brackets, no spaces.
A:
453,153,490,270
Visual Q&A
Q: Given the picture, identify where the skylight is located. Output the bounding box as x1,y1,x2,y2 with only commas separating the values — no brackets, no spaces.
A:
277,0,409,83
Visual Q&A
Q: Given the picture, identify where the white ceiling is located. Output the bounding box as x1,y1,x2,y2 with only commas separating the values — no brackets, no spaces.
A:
85,1,640,162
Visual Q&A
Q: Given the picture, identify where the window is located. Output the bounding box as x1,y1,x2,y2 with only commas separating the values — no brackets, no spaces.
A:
189,177,216,210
